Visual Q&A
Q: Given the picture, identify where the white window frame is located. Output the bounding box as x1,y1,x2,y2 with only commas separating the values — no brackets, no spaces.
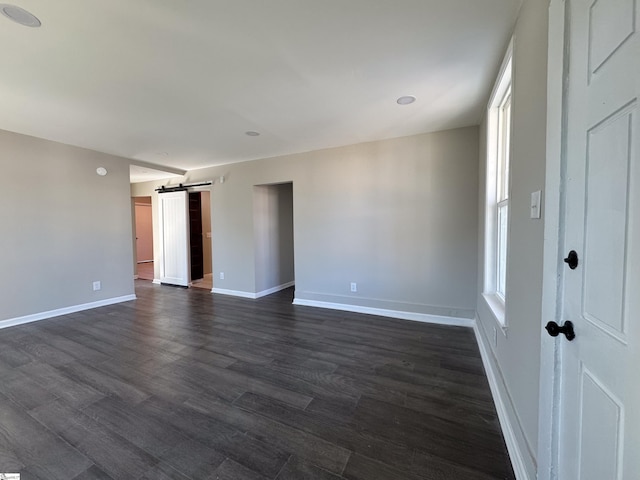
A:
496,86,511,300
483,41,513,327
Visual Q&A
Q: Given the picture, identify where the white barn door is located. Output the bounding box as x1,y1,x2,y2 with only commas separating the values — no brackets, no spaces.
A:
158,191,190,287
557,0,639,478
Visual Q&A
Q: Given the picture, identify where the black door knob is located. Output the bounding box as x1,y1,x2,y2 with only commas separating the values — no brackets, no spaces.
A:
545,321,575,341
564,250,579,269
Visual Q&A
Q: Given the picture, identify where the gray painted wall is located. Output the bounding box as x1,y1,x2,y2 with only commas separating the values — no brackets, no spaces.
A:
132,126,479,318
476,0,548,474
253,183,294,293
0,130,135,321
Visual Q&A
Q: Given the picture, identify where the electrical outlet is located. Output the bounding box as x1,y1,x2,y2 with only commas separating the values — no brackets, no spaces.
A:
93,281,101,291
350,282,357,293
219,272,225,280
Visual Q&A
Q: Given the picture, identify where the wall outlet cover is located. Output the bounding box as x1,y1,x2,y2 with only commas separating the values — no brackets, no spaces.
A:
530,190,542,219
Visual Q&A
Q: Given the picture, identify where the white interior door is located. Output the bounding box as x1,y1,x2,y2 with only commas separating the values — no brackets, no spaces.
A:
158,191,190,287
558,0,639,478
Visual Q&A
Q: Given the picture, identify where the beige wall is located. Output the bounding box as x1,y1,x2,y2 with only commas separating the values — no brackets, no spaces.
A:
132,126,479,318
476,0,548,476
0,130,135,322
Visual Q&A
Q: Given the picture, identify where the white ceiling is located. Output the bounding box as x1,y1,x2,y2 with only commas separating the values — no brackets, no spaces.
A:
129,163,183,184
0,1,521,172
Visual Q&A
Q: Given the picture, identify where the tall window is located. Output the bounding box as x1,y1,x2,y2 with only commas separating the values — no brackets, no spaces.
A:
484,43,512,324
496,86,511,299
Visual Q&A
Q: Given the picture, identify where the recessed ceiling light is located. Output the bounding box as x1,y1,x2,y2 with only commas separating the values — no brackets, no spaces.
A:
245,131,260,137
397,95,416,105
0,4,41,27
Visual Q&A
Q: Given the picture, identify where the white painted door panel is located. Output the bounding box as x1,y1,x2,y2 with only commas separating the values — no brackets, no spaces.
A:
158,191,190,287
559,0,639,478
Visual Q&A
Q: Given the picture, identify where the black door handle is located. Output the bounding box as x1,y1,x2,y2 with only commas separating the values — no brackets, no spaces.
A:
564,250,579,269
545,321,575,341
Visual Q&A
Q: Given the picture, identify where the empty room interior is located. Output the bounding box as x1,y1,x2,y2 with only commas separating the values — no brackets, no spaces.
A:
0,1,637,479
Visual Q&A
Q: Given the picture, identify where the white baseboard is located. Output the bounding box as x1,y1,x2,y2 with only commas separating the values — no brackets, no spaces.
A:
152,279,161,285
0,294,137,330
255,281,295,299
212,281,295,299
211,288,256,299
292,298,475,328
473,321,532,480
133,275,139,280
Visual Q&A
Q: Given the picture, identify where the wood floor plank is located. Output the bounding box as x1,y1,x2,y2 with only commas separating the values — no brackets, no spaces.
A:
206,458,269,480
0,344,34,368
352,396,504,450
157,434,226,479
410,448,510,480
0,394,92,480
2,338,75,367
58,363,150,405
71,464,114,480
275,456,347,480
0,282,513,479
0,426,27,476
139,461,193,480
350,396,511,477
342,453,430,480
332,363,493,405
17,362,105,408
159,357,313,409
27,328,111,365
184,392,351,475
28,399,159,480
233,392,415,470
135,396,290,478
82,396,185,458
0,369,59,410
403,392,500,428
228,360,405,405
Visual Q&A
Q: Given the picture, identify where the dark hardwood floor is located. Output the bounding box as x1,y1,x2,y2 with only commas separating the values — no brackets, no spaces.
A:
0,281,515,480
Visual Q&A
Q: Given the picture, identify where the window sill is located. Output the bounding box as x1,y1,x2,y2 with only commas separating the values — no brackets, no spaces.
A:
482,293,508,334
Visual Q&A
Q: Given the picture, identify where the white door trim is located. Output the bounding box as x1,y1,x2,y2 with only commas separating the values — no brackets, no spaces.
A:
537,0,567,478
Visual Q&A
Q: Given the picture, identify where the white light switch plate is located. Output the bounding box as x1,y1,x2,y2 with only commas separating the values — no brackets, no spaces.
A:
530,190,542,219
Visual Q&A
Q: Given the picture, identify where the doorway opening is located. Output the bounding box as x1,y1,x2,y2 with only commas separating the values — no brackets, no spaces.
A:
253,182,295,297
189,190,213,290
134,196,154,281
